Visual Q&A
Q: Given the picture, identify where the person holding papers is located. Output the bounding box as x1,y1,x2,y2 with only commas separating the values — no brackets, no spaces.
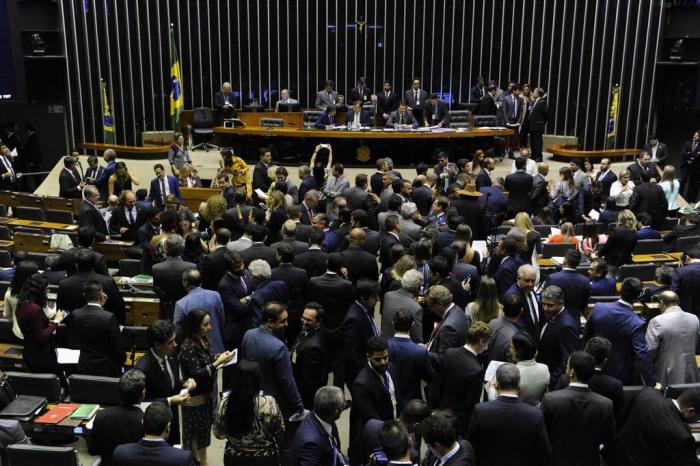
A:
385,102,419,129
214,82,237,121
347,100,372,128
314,104,338,129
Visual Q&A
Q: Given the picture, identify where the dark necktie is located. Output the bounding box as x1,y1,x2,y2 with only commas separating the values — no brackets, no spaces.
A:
161,358,173,390
415,91,419,104
308,207,313,219
160,178,167,204
128,208,135,225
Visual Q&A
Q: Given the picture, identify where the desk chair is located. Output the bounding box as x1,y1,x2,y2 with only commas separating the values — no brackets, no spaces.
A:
44,210,74,224
534,225,558,236
634,239,664,255
542,242,577,259
6,372,63,403
302,111,323,129
618,263,656,282
67,375,120,405
0,251,11,268
447,110,470,129
14,207,44,222
7,445,78,466
665,383,700,399
574,222,605,235
191,107,218,152
472,115,498,127
676,236,700,252
118,259,142,277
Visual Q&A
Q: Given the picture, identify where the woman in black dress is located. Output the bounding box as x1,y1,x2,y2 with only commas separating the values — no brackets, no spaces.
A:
179,309,235,466
108,161,139,197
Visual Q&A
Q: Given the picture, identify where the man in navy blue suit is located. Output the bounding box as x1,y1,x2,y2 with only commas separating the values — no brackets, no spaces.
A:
467,363,551,466
387,309,434,410
218,250,253,350
343,279,381,388
635,212,661,240
291,386,347,466
672,245,700,319
537,285,581,389
584,278,655,386
594,158,617,198
546,250,590,323
588,259,617,296
490,237,525,299
112,402,195,466
506,264,541,342
148,163,182,209
95,148,117,200
245,259,288,329
314,104,339,129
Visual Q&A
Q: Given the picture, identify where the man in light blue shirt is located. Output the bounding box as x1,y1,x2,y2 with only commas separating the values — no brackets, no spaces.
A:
173,269,226,354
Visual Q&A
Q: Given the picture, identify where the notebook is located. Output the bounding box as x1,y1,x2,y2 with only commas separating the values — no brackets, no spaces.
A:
70,404,99,420
34,403,79,424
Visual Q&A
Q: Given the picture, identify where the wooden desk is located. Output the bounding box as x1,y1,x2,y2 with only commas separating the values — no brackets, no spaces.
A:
180,187,222,212
537,258,557,267
0,191,15,209
124,297,160,326
215,126,513,139
43,196,82,216
667,252,684,260
547,143,640,160
93,239,135,262
6,218,78,233
13,232,52,253
0,241,13,252
632,254,676,263
81,142,169,160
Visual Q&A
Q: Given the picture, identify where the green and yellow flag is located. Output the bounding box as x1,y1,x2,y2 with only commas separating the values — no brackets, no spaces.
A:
605,85,620,149
170,25,184,130
101,79,115,144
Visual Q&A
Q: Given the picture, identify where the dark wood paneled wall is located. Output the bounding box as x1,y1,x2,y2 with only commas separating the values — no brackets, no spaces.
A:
60,0,663,151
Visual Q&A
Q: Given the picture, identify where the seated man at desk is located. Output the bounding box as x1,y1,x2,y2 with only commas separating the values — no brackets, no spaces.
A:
314,104,338,129
275,89,298,111
214,82,236,121
386,102,419,129
348,100,373,128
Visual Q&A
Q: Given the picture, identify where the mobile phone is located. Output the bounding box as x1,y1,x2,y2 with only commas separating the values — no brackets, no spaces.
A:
373,448,388,466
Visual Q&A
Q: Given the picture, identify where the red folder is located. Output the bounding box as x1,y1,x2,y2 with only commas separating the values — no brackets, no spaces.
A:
34,403,80,424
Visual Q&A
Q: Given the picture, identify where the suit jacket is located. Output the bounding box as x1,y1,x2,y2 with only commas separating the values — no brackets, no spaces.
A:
147,175,182,209
291,412,340,466
475,170,492,190
452,195,489,240
109,205,146,242
584,301,655,385
629,183,668,226
527,98,549,132
377,91,400,116
346,109,373,127
600,227,637,268
241,326,304,416
381,288,423,343
388,336,433,409
270,238,308,257
590,277,617,297
66,304,125,377
90,404,144,466
643,142,669,167
467,396,551,466
221,205,252,240
349,86,373,104
403,88,428,110
595,170,618,198
411,184,434,217
314,112,338,129
488,316,519,363
214,91,237,118
270,263,308,317
547,269,590,323
646,306,700,385
152,257,197,302
504,171,534,214
308,272,354,335
505,283,542,342
422,439,476,466
424,99,449,125
314,89,339,110
59,168,82,199
541,385,615,466
379,232,400,269
343,186,374,213
174,287,226,354
499,92,524,125
430,346,484,435
60,246,109,277
626,161,659,185
340,246,378,285
252,161,273,194
530,173,550,211
478,94,498,116
112,439,194,466
293,248,329,278
218,271,253,349
385,110,418,128
613,387,698,466
469,85,487,103
352,364,399,433
493,255,525,299
672,263,700,319
291,326,329,409
427,305,469,368
200,246,230,290
370,171,385,196
79,200,109,237
57,271,126,324
683,139,700,174
246,279,288,329
537,309,581,389
94,160,116,199
636,226,661,240
360,227,381,256
239,242,279,268
343,302,380,385
399,218,422,247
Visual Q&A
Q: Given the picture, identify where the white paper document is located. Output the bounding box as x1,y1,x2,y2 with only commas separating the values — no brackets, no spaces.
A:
484,360,506,382
57,348,80,365
587,209,600,221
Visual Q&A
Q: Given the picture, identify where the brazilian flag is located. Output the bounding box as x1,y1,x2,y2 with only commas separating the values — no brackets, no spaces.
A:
170,25,184,131
605,85,620,149
101,79,115,144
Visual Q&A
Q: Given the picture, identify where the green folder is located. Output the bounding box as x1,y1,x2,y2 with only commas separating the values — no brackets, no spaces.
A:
70,404,99,419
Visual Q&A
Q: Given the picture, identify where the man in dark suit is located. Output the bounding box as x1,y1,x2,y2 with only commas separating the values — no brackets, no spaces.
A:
411,175,434,217
344,174,375,212
611,386,700,466
308,253,355,388
626,150,659,185
530,162,550,212
341,228,379,285
59,156,84,199
90,369,145,466
290,386,347,466
94,149,117,200
252,147,273,203
238,224,278,268
79,185,110,239
504,157,534,217
314,105,339,129
429,322,492,436
218,250,253,350
537,285,581,389
584,278,655,385
291,303,329,409
349,210,381,255
387,310,433,410
643,134,668,168
681,130,700,201
499,84,525,156
293,229,329,277
349,76,373,104
672,245,700,318
546,250,590,323
475,157,494,190
299,187,320,223
425,285,469,369
505,263,541,342
343,280,380,387
66,280,125,377
200,228,232,289
270,243,307,342
271,220,309,256
377,81,400,123
469,76,487,103
148,164,182,209
595,158,618,198
385,102,419,129
245,259,288,329
403,78,428,125
61,226,110,276
478,85,498,116
109,190,145,242
467,363,551,466
112,402,195,466
379,214,401,270
213,82,236,121
527,88,549,161
541,351,615,466
629,171,668,229
421,414,476,466
424,94,449,127
662,212,700,251
370,158,388,196
57,249,126,324
347,100,373,128
152,234,197,302
491,238,525,300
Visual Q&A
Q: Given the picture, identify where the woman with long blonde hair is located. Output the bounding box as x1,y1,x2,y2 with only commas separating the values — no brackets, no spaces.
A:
513,212,542,262
660,165,680,214
599,209,638,270
547,222,579,250
466,276,502,323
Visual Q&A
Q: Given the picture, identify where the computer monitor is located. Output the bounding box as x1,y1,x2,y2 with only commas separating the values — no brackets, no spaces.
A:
277,102,300,113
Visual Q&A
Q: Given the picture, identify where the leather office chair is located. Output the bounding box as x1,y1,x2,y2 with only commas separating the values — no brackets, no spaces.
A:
676,236,700,252
118,259,142,277
302,111,323,129
574,222,605,235
7,445,79,466
447,110,470,129
617,263,656,282
68,374,121,405
542,242,577,259
191,107,219,152
14,206,44,221
633,239,664,255
0,251,10,268
44,209,74,224
6,372,63,402
472,115,498,127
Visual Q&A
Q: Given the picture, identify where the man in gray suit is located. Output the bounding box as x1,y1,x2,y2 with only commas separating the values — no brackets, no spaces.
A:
645,291,700,386
488,292,523,362
403,77,428,125
323,163,350,216
315,80,340,111
398,202,422,247
381,269,424,342
426,285,470,369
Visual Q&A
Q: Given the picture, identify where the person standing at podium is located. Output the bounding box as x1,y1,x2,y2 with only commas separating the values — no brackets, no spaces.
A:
275,89,298,111
214,82,237,122
349,77,373,104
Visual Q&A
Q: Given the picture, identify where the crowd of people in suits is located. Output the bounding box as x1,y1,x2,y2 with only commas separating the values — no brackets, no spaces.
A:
3,120,700,465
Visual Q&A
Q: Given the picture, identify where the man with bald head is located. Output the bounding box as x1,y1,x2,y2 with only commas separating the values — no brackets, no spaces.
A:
275,88,298,111
95,149,117,200
645,290,700,386
79,185,110,239
109,190,145,242
340,228,379,285
214,81,236,120
411,174,434,217
511,147,537,176
531,161,551,211
271,219,309,256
